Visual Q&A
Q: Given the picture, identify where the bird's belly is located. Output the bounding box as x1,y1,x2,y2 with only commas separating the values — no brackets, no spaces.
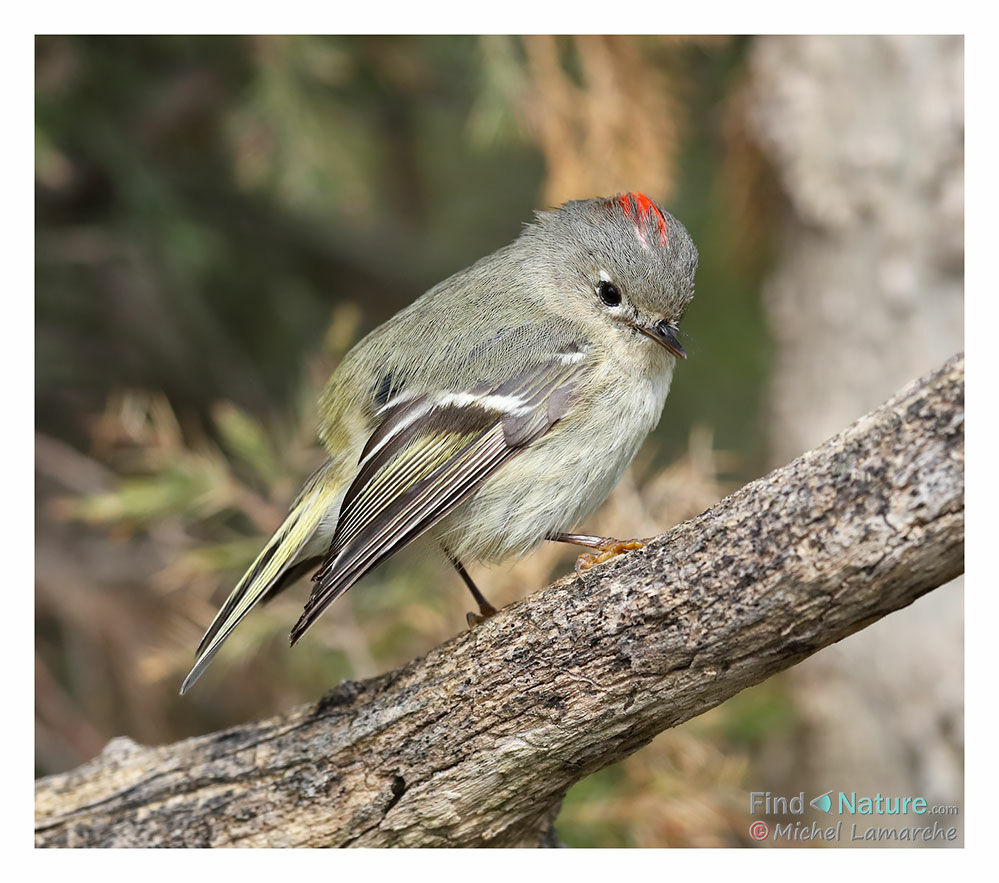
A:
437,364,673,562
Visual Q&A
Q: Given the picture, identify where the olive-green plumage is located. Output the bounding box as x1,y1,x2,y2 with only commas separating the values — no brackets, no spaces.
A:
182,194,697,694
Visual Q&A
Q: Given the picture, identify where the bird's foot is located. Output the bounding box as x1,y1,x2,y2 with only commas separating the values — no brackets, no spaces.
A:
574,539,645,577
466,602,498,629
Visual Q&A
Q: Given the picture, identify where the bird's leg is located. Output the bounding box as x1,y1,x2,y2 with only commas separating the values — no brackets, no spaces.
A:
442,547,497,628
547,532,646,577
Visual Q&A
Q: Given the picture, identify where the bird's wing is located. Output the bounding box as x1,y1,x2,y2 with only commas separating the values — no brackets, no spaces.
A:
289,343,589,644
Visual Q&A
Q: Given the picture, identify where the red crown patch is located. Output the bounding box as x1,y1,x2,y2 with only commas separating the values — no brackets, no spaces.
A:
616,192,669,247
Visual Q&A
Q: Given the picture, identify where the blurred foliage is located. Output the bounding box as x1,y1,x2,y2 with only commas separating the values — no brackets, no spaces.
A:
36,35,781,846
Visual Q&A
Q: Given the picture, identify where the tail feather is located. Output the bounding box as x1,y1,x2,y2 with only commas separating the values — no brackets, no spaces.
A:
257,555,324,606
180,463,341,695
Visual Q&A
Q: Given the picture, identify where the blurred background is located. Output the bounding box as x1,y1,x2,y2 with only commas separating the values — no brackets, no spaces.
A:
35,35,964,847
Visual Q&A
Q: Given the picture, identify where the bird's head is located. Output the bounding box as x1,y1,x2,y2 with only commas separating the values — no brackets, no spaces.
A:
525,192,698,359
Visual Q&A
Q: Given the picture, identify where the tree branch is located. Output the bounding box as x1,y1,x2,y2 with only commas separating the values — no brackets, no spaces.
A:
35,354,965,848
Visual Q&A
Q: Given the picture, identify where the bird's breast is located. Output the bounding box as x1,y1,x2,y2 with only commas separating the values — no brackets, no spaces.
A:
438,348,675,562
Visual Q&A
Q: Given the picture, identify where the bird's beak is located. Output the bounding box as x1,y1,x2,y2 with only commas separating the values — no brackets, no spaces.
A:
638,321,687,359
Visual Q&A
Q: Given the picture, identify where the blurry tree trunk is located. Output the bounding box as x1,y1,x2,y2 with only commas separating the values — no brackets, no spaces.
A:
35,357,963,847
745,35,964,839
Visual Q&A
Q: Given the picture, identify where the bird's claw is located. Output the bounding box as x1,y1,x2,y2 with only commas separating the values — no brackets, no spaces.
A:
466,603,498,629
574,540,645,577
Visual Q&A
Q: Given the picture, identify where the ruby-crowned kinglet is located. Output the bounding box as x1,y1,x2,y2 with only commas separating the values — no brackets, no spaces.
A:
181,193,697,694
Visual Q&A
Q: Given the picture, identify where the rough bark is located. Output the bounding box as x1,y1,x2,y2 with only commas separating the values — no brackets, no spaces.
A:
745,35,964,827
34,354,964,848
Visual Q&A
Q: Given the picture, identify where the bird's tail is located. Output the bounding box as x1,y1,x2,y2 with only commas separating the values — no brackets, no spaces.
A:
180,462,341,695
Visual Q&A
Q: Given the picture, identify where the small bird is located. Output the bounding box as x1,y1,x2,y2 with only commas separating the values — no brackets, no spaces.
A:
181,193,698,694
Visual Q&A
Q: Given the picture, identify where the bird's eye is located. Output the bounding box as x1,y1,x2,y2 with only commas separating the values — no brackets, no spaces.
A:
598,280,621,306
